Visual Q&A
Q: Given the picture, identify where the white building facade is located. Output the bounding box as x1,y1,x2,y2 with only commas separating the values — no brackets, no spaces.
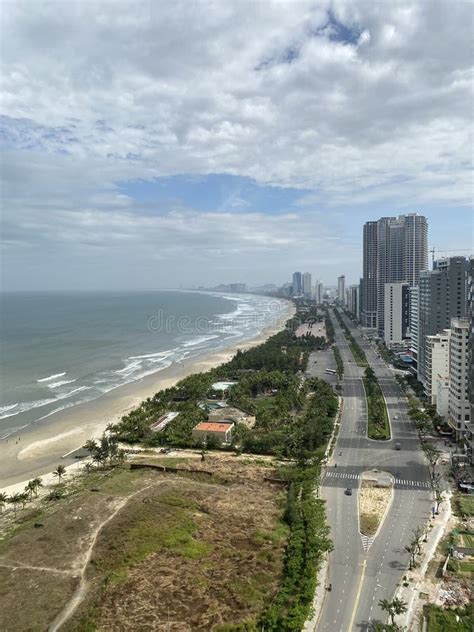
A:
425,329,450,405
383,282,409,348
448,318,470,440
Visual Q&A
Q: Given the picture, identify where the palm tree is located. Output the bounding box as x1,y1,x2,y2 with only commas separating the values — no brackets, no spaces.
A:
8,492,23,517
25,480,36,501
0,492,8,513
378,597,407,626
19,492,29,509
83,439,98,455
53,464,66,484
32,477,43,497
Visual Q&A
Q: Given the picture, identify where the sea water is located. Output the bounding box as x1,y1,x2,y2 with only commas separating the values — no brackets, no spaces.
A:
0,290,288,439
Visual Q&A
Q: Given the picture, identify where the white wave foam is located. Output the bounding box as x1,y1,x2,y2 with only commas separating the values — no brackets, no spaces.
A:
0,397,57,420
128,349,178,360
37,372,66,383
115,360,142,375
0,403,18,415
47,379,76,388
182,334,220,348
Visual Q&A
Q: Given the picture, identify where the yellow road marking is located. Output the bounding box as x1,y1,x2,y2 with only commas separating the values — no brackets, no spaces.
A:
347,559,367,631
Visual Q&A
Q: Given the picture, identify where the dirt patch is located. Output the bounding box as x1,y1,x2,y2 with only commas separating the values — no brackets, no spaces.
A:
359,470,393,537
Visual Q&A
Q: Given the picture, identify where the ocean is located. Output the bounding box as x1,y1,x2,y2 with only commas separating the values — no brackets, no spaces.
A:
0,290,288,440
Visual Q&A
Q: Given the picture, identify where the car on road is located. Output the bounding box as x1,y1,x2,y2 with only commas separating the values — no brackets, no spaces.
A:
345,487,352,495
394,415,399,420
394,442,401,450
160,447,172,454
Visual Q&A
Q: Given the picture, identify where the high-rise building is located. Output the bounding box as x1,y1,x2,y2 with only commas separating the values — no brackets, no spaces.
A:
418,257,468,389
362,221,378,328
362,214,428,335
448,318,470,441
313,281,323,304
347,285,360,319
302,272,312,297
292,272,302,296
337,275,345,304
468,257,474,463
425,329,451,405
383,282,410,348
409,285,420,371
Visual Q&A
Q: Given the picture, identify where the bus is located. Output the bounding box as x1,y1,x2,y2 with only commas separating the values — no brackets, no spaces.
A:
325,369,337,375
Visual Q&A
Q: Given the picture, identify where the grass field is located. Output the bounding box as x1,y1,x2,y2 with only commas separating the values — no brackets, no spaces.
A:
423,603,473,631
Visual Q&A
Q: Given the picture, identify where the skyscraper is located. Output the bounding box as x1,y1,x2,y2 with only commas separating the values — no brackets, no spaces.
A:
362,213,428,335
292,271,302,296
302,272,312,297
417,257,468,389
337,275,345,304
362,221,378,328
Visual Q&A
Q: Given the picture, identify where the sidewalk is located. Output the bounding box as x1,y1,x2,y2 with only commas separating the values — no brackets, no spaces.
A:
394,491,453,631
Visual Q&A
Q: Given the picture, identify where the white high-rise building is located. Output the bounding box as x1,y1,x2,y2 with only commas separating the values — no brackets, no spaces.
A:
425,329,451,405
302,272,312,297
409,285,419,370
337,275,345,304
383,282,409,348
448,318,470,441
313,281,323,304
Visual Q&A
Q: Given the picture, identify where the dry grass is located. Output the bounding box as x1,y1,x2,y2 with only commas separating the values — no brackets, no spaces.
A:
0,458,286,631
359,475,392,537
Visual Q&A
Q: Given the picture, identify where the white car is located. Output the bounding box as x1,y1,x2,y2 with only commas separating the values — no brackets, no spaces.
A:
394,415,399,420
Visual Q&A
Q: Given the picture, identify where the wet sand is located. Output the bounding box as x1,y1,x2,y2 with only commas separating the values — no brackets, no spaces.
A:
0,303,294,490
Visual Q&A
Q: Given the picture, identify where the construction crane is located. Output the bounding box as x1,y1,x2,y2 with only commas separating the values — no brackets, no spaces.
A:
430,247,471,264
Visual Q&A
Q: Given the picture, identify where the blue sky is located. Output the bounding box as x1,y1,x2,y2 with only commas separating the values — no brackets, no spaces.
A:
0,1,472,291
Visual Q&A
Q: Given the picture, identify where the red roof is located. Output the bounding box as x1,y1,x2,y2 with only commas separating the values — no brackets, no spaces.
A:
195,421,233,432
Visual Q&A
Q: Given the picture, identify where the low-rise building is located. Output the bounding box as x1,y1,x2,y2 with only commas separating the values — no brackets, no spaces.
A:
192,421,234,445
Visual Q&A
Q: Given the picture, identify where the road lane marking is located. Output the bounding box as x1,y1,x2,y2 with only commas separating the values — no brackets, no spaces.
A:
347,559,367,632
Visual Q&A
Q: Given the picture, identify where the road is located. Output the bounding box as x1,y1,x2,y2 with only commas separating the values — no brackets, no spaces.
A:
315,310,432,631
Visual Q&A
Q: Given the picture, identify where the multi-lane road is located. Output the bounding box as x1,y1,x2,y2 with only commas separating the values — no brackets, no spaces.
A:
312,310,432,631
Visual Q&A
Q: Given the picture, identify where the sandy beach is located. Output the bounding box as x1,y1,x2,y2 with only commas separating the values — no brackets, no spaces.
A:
0,301,295,491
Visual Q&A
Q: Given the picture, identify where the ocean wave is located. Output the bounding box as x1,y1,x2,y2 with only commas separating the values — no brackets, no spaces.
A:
57,385,91,399
37,372,66,383
0,397,57,420
182,334,220,348
128,349,178,360
115,360,142,375
0,403,19,415
46,379,77,388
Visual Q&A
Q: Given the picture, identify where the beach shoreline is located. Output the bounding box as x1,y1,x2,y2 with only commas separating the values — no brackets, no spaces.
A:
0,300,295,492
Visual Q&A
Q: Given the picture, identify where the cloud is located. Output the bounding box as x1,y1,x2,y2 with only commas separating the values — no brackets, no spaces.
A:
0,1,472,289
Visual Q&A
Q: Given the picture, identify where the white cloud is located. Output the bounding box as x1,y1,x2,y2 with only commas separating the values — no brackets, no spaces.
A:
0,1,472,289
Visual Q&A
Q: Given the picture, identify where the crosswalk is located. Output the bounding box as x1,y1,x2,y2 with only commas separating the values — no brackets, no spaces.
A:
324,471,431,489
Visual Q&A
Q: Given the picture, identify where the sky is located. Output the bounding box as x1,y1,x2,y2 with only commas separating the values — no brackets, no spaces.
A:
1,0,473,291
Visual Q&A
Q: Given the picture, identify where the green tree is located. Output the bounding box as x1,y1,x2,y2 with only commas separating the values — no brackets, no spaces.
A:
31,477,43,497
378,597,407,626
53,464,66,484
0,492,8,513
8,492,23,517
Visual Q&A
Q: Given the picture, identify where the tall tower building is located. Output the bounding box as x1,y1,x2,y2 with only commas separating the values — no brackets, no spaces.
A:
417,257,468,389
362,221,378,328
362,213,428,335
337,275,345,304
302,272,312,297
292,272,302,296
448,318,470,441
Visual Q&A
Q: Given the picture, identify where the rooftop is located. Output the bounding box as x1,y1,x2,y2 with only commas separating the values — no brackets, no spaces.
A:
194,421,234,433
